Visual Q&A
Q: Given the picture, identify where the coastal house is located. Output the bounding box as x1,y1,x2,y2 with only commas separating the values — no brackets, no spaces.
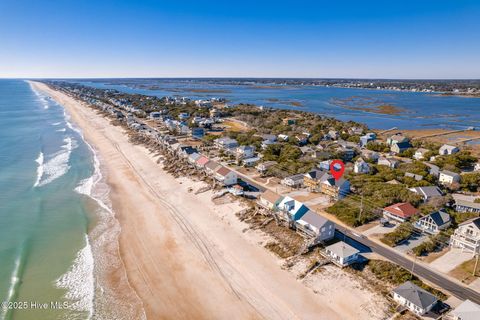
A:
214,166,238,186
318,160,333,171
296,134,309,145
354,158,370,174
414,210,451,234
235,145,255,159
408,186,443,201
392,281,438,316
205,160,222,176
261,139,275,150
474,162,480,171
439,170,461,185
191,127,205,139
300,145,314,156
326,130,340,140
256,161,277,174
278,134,289,141
359,132,377,147
321,176,350,200
348,127,364,135
425,163,440,177
149,111,162,120
242,157,260,167
178,112,190,120
405,172,423,181
276,196,309,222
195,155,210,170
324,241,360,267
414,148,429,160
282,118,296,125
391,141,411,154
261,134,277,143
336,145,356,161
257,190,283,210
454,198,480,213
439,144,460,155
378,157,399,169
387,134,409,146
281,174,305,188
449,299,480,320
187,152,201,165
179,146,198,158
304,169,329,192
215,137,239,150
450,217,480,255
295,211,335,243
383,202,420,223
361,149,379,162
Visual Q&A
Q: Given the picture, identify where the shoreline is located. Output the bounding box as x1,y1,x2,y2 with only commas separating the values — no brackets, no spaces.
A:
30,81,356,319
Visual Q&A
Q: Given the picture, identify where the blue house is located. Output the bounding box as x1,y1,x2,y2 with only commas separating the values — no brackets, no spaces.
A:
276,196,309,222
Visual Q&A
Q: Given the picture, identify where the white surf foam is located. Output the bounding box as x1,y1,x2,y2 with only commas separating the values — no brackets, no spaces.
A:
55,235,94,319
52,122,62,126
35,137,76,187
56,128,67,132
33,152,44,187
29,82,50,109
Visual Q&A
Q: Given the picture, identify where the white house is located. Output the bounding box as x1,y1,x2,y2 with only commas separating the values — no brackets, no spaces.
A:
295,210,335,243
214,166,238,186
354,158,370,174
324,241,360,267
439,170,461,185
256,161,277,174
215,137,239,149
276,196,309,222
409,186,443,202
392,281,438,316
257,190,283,210
474,162,480,171
414,148,429,160
439,144,459,155
450,217,480,255
281,174,305,188
378,157,399,169
414,210,451,234
235,145,255,159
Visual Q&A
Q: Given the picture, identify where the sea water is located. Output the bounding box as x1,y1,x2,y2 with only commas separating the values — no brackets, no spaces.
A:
0,80,101,320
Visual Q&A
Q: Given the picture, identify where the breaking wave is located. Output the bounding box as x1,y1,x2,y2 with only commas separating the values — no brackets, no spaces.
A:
34,137,76,187
0,247,25,320
55,235,94,319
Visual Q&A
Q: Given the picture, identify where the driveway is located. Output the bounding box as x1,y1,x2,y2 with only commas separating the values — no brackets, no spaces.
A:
395,232,428,253
429,248,474,273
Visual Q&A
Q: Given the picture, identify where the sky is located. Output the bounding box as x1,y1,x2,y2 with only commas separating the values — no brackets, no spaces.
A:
0,0,479,79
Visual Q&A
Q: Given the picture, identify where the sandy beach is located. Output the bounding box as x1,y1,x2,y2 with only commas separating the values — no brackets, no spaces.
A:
31,81,388,320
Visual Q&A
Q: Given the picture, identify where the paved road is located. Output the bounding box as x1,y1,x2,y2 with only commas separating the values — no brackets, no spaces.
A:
340,227,480,304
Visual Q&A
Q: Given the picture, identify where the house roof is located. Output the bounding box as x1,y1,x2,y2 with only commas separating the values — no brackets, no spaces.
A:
205,160,221,171
392,281,438,309
383,202,420,219
441,170,460,178
440,144,458,151
298,210,333,229
420,210,451,227
416,148,429,154
409,186,442,198
451,299,480,320
260,190,282,204
405,172,423,181
305,169,328,180
284,173,305,182
189,152,201,161
326,241,359,258
455,199,480,210
459,217,480,230
216,166,232,177
196,155,210,166
394,141,411,149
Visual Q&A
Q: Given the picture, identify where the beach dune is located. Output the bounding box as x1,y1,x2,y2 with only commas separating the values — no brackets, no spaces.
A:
31,81,343,320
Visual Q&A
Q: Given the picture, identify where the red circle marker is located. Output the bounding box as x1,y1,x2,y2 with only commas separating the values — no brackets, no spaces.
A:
329,159,345,181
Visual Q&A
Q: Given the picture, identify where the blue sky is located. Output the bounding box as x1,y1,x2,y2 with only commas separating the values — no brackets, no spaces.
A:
0,0,479,78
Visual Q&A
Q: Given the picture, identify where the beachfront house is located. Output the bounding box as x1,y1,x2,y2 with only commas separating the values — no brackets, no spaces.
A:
392,281,438,316
450,217,480,255
354,158,370,174
382,202,420,223
281,174,305,188
214,166,238,186
439,144,460,155
449,299,480,320
454,198,480,213
257,190,283,210
205,160,222,176
215,137,239,150
324,241,360,267
414,148,429,160
304,169,329,192
191,127,205,139
361,149,379,162
275,196,309,222
195,155,210,170
414,210,451,234
321,176,350,200
256,161,277,174
439,170,461,185
188,152,201,165
318,160,333,171
295,211,335,243
408,186,443,202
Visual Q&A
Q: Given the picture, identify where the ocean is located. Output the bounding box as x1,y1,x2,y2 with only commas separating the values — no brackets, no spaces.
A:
0,80,125,320
73,79,480,130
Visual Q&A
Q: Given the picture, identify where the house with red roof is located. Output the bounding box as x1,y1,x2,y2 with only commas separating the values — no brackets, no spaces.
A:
195,155,210,170
382,202,420,223
214,166,238,186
